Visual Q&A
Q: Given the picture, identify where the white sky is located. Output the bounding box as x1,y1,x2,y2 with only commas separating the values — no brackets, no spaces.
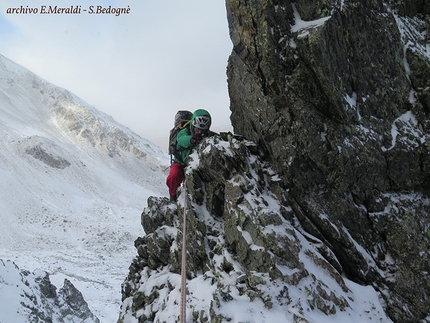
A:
0,0,233,149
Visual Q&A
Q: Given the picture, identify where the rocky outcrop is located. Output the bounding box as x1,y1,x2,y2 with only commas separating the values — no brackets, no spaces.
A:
226,0,430,321
22,136,71,169
0,259,99,323
119,136,395,322
118,1,430,322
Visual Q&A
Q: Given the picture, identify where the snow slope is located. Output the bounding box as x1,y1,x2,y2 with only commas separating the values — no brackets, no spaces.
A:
0,54,169,322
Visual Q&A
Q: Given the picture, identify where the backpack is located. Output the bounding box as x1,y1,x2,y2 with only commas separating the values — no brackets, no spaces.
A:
169,110,193,164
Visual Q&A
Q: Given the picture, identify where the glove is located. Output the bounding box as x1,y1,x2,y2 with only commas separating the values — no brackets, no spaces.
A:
190,133,203,144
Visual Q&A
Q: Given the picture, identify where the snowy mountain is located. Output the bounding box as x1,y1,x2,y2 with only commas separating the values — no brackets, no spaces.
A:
0,53,170,322
0,259,99,323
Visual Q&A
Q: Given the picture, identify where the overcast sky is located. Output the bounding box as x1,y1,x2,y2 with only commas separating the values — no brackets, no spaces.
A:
0,0,233,149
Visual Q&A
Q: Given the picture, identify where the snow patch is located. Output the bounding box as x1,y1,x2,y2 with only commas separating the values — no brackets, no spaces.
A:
291,4,332,37
384,110,425,151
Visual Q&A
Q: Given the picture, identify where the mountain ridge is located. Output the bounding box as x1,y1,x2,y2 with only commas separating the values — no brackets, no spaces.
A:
0,53,169,322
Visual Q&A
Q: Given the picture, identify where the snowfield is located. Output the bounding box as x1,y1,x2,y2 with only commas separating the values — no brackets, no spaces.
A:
0,53,169,323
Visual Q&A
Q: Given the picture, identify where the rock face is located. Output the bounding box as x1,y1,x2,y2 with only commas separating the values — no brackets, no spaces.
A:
227,0,430,196
226,0,430,321
118,1,430,322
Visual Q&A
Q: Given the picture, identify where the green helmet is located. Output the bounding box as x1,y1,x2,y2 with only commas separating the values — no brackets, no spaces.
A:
191,109,211,131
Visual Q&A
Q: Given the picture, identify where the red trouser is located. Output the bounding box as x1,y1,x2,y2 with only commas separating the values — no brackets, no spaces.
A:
166,162,185,197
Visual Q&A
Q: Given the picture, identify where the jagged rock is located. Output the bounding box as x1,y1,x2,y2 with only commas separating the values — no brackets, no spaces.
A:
118,136,391,322
57,278,100,322
0,259,99,323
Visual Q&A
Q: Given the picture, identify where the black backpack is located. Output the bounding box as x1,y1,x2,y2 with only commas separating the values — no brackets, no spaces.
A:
169,110,193,164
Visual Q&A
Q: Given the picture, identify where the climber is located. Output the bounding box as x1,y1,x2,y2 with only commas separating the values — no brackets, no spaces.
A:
166,109,212,201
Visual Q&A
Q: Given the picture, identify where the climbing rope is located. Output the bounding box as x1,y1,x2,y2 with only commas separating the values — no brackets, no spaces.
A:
180,178,187,323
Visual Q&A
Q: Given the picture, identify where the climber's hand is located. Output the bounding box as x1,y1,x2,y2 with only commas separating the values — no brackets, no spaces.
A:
190,133,203,144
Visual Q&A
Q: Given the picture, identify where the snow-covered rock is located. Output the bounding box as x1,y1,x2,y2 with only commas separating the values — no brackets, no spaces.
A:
0,259,99,323
118,135,395,323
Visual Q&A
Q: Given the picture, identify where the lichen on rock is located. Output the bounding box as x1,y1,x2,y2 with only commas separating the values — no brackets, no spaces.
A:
118,135,393,322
